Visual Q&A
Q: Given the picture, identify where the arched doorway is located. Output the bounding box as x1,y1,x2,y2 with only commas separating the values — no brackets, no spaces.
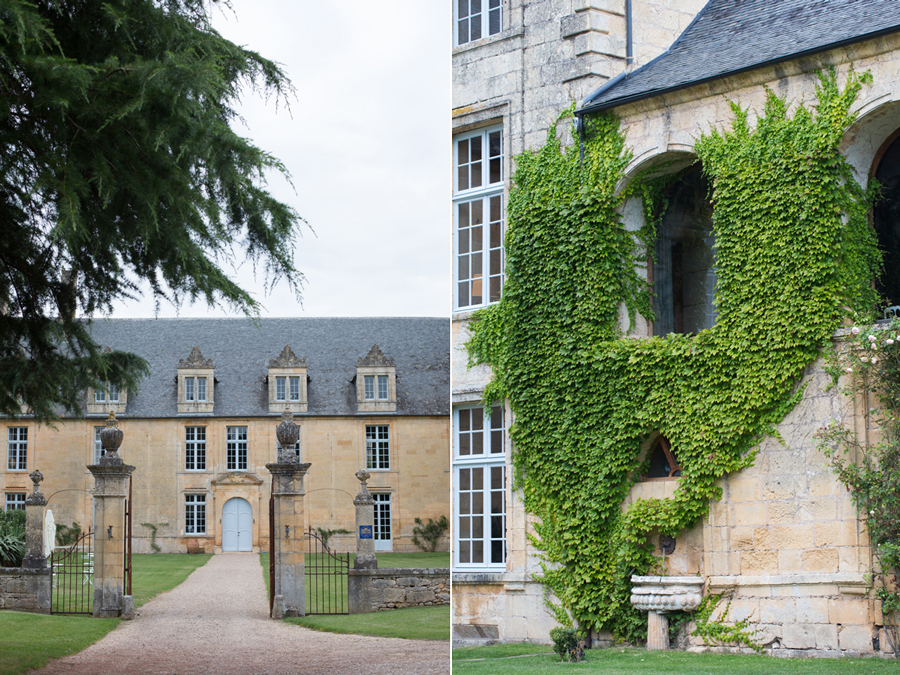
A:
222,497,252,552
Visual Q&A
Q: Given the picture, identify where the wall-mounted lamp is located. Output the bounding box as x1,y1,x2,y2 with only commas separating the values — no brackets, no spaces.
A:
107,526,113,540
285,525,290,540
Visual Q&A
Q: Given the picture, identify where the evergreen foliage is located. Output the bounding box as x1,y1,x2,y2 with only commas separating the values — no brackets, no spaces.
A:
467,69,880,641
0,0,304,420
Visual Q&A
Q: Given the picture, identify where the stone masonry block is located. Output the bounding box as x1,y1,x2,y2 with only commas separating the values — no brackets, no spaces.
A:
829,598,871,625
839,625,874,653
561,11,611,39
768,501,797,524
573,0,624,14
729,478,760,502
753,527,772,550
571,32,625,58
782,624,816,650
733,502,767,527
763,475,797,500
730,527,754,551
814,523,839,547
770,525,814,550
795,597,829,624
815,624,839,650
801,548,839,573
778,549,803,573
740,551,778,575
798,497,837,522
839,546,861,572
760,598,796,624
728,598,759,622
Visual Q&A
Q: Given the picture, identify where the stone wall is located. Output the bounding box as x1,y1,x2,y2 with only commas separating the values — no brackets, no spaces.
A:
348,568,449,614
0,567,51,614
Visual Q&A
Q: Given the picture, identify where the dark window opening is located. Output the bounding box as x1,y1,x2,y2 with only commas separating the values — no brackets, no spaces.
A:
874,133,900,308
645,436,681,479
652,165,716,336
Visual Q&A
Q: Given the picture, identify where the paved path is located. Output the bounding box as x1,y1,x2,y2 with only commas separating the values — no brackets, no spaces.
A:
32,553,450,675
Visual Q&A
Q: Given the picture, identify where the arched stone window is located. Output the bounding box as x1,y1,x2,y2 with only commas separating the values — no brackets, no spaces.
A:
873,130,900,307
644,436,681,479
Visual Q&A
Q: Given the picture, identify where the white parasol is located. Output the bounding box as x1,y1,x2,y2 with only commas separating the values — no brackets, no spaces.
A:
44,509,56,558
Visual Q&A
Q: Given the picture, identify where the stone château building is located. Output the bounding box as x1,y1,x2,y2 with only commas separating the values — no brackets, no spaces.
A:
2,317,449,554
452,0,900,655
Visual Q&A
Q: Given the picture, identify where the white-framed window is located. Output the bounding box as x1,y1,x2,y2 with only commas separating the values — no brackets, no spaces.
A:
94,383,119,403
456,0,502,46
373,493,392,550
5,493,25,511
226,426,248,471
366,425,390,470
275,375,301,402
185,426,206,471
454,126,504,310
276,439,301,461
364,375,375,400
7,427,27,471
454,404,506,569
94,426,104,464
185,494,206,535
377,375,388,400
184,377,207,402
364,375,390,401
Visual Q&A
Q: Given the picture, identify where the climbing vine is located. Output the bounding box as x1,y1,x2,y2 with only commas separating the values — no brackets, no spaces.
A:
467,69,881,642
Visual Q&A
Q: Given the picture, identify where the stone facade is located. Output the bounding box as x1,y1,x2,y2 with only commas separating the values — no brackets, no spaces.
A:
349,568,450,613
452,0,900,654
0,568,50,613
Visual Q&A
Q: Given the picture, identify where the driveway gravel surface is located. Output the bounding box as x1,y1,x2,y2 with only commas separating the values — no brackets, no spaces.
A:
30,553,450,675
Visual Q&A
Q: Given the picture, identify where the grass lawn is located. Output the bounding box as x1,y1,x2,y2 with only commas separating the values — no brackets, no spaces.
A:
452,644,900,675
259,551,450,641
0,553,211,675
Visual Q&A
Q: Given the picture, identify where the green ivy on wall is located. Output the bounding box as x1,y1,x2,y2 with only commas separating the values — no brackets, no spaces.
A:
466,69,881,642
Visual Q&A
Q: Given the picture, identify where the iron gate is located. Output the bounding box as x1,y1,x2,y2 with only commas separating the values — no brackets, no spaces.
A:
305,527,349,615
269,486,275,615
50,528,94,614
124,474,132,596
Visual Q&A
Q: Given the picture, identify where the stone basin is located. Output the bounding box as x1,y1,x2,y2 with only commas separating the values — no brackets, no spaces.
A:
630,575,705,650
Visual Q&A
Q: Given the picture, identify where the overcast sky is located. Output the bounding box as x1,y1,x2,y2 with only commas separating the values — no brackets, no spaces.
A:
108,1,450,319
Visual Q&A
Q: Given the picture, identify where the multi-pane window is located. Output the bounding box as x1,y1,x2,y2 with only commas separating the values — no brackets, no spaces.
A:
276,439,301,461
5,493,25,511
373,493,392,545
366,425,390,470
7,427,27,471
226,426,248,471
275,376,301,402
456,0,502,45
184,377,207,402
364,375,390,401
185,426,206,471
94,426,104,464
94,383,119,403
185,494,206,535
454,404,506,569
454,127,504,310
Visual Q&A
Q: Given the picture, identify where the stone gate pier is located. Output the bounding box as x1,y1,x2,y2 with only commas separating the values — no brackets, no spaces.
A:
266,410,311,618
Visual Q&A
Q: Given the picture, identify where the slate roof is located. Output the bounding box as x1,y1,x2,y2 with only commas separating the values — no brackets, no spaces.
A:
578,0,900,115
84,317,449,418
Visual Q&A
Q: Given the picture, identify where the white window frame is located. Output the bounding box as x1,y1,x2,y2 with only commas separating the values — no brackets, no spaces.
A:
197,377,207,402
455,0,502,46
373,493,392,550
377,375,389,401
454,126,504,311
185,376,195,402
289,376,300,402
94,383,117,403
5,493,25,511
185,426,206,471
94,426,104,464
185,494,206,535
226,426,248,471
7,427,27,471
364,375,375,400
453,404,506,570
365,425,390,470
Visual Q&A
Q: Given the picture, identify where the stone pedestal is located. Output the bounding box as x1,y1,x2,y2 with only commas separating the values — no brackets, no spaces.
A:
22,471,47,569
89,463,135,618
353,469,377,570
630,575,704,650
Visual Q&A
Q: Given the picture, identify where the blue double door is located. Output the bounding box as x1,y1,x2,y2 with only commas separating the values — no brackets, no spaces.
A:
222,497,253,552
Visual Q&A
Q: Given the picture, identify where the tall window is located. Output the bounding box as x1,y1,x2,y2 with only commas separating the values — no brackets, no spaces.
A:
7,427,27,471
185,426,206,471
5,493,25,511
366,425,390,470
226,426,248,471
454,126,504,310
184,377,207,402
94,426,104,464
454,404,506,569
185,494,206,535
373,493,392,550
456,0,502,45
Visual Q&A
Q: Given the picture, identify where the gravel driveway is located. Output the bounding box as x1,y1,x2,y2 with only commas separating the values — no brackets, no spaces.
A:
31,553,450,675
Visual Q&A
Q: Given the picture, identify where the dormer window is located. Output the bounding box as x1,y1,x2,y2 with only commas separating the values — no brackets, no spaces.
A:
86,347,128,415
177,347,215,414
267,345,308,413
356,344,397,413
95,383,119,403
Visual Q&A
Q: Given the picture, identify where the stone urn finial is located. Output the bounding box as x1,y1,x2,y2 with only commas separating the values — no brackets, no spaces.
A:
26,469,46,506
99,411,124,464
276,407,300,463
353,469,374,505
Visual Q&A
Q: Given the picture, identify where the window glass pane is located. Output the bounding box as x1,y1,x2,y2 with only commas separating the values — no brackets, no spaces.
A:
364,375,374,400
94,426,103,464
276,376,286,401
489,6,501,35
95,389,105,402
109,384,118,402
185,377,194,401
378,375,389,400
197,377,207,401
472,199,483,225
289,377,300,401
458,202,470,232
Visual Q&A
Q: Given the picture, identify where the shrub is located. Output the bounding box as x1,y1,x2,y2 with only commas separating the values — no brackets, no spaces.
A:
55,522,81,547
549,627,585,662
0,509,26,567
411,516,448,552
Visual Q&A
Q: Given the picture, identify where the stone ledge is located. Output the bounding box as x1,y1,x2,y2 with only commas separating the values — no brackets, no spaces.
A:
452,28,526,56
0,567,51,576
707,572,867,588
452,572,528,585
349,567,449,577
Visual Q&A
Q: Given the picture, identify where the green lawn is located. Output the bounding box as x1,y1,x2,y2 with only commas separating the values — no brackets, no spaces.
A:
259,551,450,641
0,553,211,675
452,645,900,675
